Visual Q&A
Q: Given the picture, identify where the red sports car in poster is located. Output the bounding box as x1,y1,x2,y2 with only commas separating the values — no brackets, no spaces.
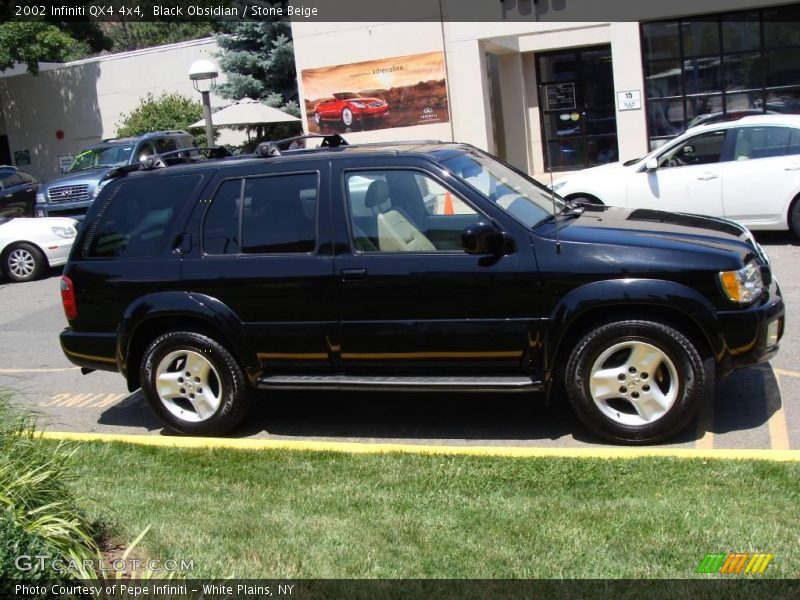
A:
313,92,389,127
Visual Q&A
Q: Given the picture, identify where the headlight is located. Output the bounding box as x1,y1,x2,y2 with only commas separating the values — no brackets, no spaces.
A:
92,181,109,199
351,102,366,108
52,226,76,239
718,262,763,304
551,180,568,192
36,192,46,203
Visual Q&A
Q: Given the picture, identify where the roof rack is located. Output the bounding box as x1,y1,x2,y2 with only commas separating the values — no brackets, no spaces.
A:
254,133,348,157
101,146,230,180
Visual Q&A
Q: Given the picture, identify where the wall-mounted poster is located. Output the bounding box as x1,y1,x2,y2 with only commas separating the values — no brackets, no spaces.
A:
302,51,449,134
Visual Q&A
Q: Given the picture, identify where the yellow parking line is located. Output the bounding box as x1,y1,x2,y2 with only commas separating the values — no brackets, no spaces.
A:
36,431,800,461
0,367,80,373
695,397,714,450
774,368,800,379
768,372,791,451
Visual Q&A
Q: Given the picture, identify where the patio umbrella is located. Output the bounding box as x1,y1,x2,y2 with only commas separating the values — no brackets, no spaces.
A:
189,97,299,128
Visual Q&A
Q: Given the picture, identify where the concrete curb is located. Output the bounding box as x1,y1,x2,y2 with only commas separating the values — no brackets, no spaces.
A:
38,431,800,460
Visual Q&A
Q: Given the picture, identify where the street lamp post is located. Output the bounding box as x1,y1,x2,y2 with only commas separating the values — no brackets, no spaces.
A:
189,59,219,147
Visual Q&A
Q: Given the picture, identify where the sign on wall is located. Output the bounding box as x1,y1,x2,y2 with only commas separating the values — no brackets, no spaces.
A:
14,150,31,166
545,83,576,111
301,51,449,134
617,90,642,111
58,155,74,174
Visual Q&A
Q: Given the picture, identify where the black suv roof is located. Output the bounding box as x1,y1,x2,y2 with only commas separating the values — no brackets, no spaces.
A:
108,136,470,182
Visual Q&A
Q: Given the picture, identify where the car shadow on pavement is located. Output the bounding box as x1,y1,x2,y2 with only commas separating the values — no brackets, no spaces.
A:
96,365,782,447
97,390,164,431
753,231,799,247
709,363,782,436
240,390,579,443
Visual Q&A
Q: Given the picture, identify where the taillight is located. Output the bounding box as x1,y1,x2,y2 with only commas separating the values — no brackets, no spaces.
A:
60,276,77,320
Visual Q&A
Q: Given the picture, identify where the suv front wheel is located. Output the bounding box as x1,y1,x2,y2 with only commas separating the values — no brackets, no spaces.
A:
141,330,252,435
565,320,709,445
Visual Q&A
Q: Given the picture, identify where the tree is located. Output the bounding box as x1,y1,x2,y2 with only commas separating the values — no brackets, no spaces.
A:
0,2,111,74
116,93,211,146
214,22,300,117
104,22,216,53
0,22,90,74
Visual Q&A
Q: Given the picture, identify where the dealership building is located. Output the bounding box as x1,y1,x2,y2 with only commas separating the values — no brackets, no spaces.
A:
291,0,800,177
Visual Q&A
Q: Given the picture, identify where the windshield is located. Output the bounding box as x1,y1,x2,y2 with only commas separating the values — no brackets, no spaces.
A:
442,149,565,228
68,145,134,172
333,92,360,100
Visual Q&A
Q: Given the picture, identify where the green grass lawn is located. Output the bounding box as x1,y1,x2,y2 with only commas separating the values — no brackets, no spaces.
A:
59,441,800,579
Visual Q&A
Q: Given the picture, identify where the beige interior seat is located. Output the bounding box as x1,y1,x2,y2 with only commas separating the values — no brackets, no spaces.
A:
363,179,436,252
377,210,436,252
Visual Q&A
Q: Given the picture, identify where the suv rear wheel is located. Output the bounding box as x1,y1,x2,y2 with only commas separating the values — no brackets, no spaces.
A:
140,330,252,435
565,320,708,444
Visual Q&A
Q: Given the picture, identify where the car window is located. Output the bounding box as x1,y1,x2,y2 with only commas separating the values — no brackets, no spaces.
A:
87,175,202,258
155,138,178,153
137,143,156,162
203,179,242,255
69,145,134,171
732,126,793,160
658,130,726,168
345,169,484,253
0,172,24,188
241,173,318,254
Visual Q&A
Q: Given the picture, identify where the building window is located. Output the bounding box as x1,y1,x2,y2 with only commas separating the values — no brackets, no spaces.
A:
642,4,800,149
536,45,618,171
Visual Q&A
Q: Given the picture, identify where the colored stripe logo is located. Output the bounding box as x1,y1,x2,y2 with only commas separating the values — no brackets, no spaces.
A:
696,552,773,574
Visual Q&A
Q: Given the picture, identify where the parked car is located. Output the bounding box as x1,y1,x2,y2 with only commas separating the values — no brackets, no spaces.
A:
0,216,77,282
686,109,776,130
59,136,784,444
313,93,389,128
552,115,800,238
0,165,40,218
36,130,198,220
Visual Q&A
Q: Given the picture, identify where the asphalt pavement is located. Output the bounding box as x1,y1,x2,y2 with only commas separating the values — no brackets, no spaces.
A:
1,231,797,449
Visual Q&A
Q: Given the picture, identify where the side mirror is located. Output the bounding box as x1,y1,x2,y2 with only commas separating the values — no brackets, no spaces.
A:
462,222,509,255
645,158,658,171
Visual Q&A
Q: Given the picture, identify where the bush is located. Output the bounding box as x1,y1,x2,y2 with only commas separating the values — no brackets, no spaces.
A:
115,92,211,146
0,397,97,579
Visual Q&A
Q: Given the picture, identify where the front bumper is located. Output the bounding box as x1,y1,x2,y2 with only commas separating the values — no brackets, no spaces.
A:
716,279,785,376
36,201,91,220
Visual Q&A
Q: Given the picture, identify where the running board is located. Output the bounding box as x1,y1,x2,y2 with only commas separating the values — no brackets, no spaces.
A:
257,374,542,392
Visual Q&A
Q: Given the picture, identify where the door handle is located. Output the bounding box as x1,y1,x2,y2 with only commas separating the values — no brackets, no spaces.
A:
784,165,800,171
697,173,719,181
340,268,367,281
3,194,11,198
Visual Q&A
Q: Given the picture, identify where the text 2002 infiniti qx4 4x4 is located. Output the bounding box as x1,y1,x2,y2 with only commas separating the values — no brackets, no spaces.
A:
58,137,785,444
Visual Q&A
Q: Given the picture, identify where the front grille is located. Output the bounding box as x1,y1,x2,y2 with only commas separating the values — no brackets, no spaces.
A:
48,184,90,204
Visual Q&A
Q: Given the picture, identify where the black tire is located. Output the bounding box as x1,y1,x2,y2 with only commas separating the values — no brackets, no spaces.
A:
790,196,800,240
3,242,46,283
564,320,710,445
140,330,252,435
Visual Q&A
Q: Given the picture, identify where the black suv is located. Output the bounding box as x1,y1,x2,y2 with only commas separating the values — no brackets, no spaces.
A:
58,137,785,444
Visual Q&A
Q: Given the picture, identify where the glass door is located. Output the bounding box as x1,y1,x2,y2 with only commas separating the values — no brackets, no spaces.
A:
537,45,619,171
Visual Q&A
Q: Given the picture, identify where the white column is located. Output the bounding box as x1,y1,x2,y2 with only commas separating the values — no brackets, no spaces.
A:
447,39,493,151
610,22,650,161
